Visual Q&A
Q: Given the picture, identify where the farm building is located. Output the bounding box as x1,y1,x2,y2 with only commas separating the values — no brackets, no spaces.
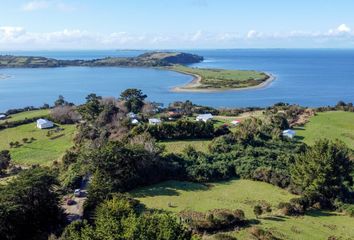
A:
282,129,296,138
196,113,213,122
36,119,54,129
127,112,137,119
148,118,162,125
131,119,139,124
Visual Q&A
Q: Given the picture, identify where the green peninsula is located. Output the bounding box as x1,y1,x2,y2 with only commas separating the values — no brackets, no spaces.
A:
170,65,272,92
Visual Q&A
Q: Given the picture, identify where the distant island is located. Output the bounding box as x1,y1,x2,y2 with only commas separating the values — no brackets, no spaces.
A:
0,51,273,91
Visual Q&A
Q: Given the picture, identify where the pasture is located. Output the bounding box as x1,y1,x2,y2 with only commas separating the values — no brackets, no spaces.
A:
131,179,354,240
0,123,76,165
296,111,354,149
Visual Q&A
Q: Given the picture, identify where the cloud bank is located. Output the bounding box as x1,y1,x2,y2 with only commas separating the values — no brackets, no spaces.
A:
0,24,353,50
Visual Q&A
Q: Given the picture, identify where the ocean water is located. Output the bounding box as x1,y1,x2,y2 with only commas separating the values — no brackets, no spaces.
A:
0,49,353,111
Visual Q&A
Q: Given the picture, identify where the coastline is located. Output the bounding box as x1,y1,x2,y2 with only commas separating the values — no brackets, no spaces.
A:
170,69,276,93
0,74,10,80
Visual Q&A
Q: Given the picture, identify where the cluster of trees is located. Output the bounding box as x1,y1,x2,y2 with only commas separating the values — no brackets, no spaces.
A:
132,119,218,140
0,150,11,176
179,208,246,233
317,101,354,112
0,168,65,240
51,96,80,124
62,194,191,240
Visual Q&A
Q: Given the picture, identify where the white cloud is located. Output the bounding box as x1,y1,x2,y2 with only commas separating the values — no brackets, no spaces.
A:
247,30,264,39
0,26,26,39
22,1,49,11
327,24,352,36
0,24,353,49
190,30,203,41
21,1,76,12
337,24,351,33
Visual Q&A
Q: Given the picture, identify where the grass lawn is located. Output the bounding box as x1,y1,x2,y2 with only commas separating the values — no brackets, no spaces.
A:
170,65,269,89
0,123,76,165
160,139,211,154
296,111,354,149
131,179,354,240
0,109,50,124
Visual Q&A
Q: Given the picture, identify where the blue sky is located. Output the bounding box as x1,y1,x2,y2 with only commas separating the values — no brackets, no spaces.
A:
0,0,354,49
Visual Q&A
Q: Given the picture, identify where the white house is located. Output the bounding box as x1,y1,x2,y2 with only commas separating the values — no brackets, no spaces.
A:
36,119,54,129
148,118,161,125
196,113,213,122
127,112,137,119
231,120,240,126
0,114,6,120
282,129,296,138
131,119,139,124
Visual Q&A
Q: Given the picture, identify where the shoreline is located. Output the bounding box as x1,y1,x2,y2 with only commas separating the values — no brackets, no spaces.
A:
170,69,276,93
0,74,10,80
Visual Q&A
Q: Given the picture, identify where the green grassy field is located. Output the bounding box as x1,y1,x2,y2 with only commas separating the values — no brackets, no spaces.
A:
160,139,211,154
0,109,50,124
170,65,269,89
296,111,354,149
0,123,76,165
131,179,354,240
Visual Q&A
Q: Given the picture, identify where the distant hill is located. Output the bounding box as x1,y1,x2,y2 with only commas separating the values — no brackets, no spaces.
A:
0,51,203,68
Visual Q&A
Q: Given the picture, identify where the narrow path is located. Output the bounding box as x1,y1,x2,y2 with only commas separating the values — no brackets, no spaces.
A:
61,175,90,222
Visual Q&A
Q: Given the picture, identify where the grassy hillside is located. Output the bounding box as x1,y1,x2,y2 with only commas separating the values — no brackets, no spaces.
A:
0,109,50,124
131,179,354,240
171,65,269,89
161,139,211,153
296,111,354,149
0,123,76,165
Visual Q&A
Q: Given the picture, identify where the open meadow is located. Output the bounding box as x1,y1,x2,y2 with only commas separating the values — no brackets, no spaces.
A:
131,179,354,240
0,109,49,124
296,111,354,149
0,122,76,165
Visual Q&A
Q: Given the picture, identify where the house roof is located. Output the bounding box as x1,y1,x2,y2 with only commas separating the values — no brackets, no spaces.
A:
283,129,295,135
149,118,161,122
37,118,52,124
197,113,213,119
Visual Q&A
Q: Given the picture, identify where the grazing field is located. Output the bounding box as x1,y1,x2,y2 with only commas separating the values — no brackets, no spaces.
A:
296,111,354,149
131,179,354,240
0,109,50,124
160,139,211,153
0,123,76,165
170,65,269,90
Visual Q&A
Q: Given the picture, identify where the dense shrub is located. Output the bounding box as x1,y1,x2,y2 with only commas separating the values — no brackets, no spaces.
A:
179,209,245,233
63,195,191,240
249,227,280,240
291,139,353,204
132,119,216,140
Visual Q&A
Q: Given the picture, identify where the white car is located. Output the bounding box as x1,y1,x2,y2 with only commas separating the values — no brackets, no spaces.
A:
74,189,81,197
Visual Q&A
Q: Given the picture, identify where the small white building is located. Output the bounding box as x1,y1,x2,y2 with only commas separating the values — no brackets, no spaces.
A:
148,118,161,125
127,112,137,119
131,119,139,124
282,129,296,138
196,113,213,122
36,119,54,129
0,114,6,120
231,120,240,126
